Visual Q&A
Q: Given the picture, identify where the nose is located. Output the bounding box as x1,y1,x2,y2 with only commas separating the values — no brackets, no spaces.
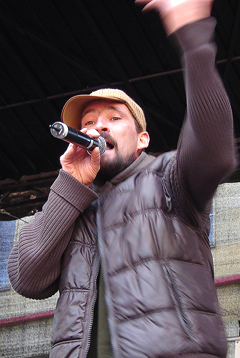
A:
94,117,109,133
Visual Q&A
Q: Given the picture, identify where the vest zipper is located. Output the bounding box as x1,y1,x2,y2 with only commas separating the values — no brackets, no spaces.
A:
84,250,101,358
96,199,120,358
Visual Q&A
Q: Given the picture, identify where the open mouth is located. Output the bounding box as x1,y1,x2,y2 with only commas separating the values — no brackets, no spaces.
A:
106,140,114,150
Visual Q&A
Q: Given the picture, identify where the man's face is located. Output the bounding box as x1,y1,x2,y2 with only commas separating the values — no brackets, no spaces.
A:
81,99,149,182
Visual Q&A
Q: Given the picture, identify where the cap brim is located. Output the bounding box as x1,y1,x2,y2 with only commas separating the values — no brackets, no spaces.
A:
61,94,124,129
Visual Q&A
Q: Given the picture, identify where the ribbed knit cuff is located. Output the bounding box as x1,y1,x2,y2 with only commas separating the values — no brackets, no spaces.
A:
50,169,98,212
169,17,217,56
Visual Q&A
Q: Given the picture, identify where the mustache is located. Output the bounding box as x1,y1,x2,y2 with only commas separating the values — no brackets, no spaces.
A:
99,132,117,148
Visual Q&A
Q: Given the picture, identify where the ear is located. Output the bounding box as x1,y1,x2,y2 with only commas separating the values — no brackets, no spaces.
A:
137,131,150,151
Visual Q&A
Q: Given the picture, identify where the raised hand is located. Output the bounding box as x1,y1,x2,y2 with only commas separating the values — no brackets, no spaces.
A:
135,0,214,34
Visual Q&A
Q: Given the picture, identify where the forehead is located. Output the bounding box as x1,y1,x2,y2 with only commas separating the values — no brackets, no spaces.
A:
82,99,132,117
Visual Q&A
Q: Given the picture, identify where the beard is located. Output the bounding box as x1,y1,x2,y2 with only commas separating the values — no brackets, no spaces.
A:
93,132,138,185
94,151,137,186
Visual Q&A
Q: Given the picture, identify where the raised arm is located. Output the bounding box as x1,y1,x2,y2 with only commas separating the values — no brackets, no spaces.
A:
171,18,236,214
136,0,236,218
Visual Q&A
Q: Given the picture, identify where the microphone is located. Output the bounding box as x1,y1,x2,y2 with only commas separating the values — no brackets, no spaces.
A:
49,122,106,155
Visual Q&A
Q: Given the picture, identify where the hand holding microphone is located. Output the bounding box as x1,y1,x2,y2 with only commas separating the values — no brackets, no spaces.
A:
50,122,106,155
50,122,106,186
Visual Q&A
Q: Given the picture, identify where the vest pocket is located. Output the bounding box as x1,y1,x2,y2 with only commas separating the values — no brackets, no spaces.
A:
163,263,195,341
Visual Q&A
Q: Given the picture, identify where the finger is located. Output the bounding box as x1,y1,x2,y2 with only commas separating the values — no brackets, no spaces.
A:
90,147,101,169
61,143,85,163
86,129,100,139
135,0,161,12
64,143,77,155
135,0,151,5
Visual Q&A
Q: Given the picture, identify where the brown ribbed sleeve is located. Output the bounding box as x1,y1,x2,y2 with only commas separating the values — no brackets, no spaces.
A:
7,169,98,299
166,18,237,227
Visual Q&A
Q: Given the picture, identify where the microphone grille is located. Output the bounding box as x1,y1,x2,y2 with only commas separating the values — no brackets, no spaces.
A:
98,136,107,155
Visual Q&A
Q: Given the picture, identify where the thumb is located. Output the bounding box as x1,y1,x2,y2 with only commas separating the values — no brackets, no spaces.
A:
90,147,101,173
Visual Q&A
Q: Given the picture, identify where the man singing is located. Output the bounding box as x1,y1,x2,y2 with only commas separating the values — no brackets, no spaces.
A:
8,0,236,357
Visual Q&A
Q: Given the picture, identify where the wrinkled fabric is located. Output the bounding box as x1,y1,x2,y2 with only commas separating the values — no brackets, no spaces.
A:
97,152,227,358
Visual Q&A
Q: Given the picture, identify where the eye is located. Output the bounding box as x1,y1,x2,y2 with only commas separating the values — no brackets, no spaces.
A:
111,117,121,121
83,120,95,126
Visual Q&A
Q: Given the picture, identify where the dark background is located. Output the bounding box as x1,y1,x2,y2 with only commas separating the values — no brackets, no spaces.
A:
0,0,239,219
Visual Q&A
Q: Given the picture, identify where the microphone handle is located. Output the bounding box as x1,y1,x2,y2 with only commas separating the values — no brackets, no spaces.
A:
50,122,99,150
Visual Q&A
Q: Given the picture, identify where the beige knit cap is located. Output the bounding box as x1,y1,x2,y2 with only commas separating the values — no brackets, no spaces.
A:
61,88,146,131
